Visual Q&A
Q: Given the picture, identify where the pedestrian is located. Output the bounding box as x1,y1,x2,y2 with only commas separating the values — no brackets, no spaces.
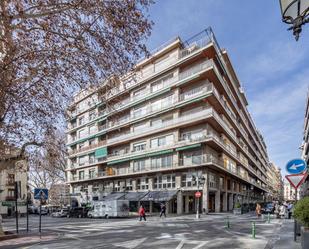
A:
160,203,166,218
287,202,293,219
138,205,146,221
279,204,286,219
255,203,261,218
274,203,280,219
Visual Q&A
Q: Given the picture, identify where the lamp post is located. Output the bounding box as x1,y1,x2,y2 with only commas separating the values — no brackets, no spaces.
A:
279,0,309,40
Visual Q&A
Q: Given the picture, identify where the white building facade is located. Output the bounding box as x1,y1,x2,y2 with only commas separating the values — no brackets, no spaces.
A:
65,28,271,214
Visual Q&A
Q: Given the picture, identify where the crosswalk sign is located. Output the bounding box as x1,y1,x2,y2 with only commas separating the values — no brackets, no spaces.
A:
34,188,48,200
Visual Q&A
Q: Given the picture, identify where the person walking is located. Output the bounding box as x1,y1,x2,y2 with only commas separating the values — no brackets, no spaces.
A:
255,203,261,218
287,202,293,219
160,203,166,218
139,205,146,221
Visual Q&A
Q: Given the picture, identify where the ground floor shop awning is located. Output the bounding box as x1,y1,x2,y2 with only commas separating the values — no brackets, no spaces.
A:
123,192,148,201
140,190,178,202
102,192,126,201
102,192,148,201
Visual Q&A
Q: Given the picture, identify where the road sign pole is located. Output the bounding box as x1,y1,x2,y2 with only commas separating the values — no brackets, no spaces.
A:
39,197,42,235
26,193,29,232
14,181,19,234
196,177,199,219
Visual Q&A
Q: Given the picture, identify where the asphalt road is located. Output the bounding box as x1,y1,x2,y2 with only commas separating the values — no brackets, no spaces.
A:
0,213,286,249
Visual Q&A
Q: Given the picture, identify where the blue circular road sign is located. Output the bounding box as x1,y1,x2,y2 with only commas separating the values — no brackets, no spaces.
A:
286,158,307,174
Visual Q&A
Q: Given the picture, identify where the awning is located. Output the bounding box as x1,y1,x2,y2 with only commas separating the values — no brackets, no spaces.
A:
102,192,125,201
95,147,107,158
141,190,178,202
101,192,148,201
176,143,201,151
131,149,174,160
123,192,148,201
107,157,131,165
108,149,174,165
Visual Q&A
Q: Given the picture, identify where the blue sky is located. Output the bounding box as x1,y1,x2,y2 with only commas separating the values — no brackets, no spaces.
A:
147,0,309,175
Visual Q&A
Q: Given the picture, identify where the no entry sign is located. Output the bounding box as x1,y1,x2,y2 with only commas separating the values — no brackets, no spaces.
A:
195,191,201,198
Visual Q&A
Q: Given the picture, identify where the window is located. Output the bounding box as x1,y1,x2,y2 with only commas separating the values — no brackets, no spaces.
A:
151,81,163,92
89,139,95,146
151,155,172,169
89,125,96,134
151,114,173,127
133,87,147,98
79,155,87,166
137,178,149,190
181,129,204,141
125,179,133,191
8,190,15,197
133,142,146,152
209,174,217,189
89,169,96,179
150,134,174,148
133,159,146,172
79,142,85,149
133,105,147,118
154,174,175,189
79,116,84,125
181,173,197,187
181,150,202,166
79,129,87,139
89,111,96,121
7,174,15,185
89,153,95,164
219,177,224,189
114,181,122,191
79,171,85,180
133,122,148,132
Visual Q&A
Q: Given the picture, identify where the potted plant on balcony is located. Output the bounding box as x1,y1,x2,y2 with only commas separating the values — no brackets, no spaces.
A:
233,202,242,215
293,197,309,249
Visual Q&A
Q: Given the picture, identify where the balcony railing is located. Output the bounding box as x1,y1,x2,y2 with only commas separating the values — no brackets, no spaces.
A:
68,140,106,156
68,153,266,191
5,196,15,201
107,108,213,144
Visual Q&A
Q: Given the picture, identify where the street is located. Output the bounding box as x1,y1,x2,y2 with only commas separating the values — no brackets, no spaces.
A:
0,213,297,249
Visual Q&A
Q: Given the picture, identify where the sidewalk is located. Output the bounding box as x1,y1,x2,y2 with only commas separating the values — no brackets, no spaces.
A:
272,219,301,249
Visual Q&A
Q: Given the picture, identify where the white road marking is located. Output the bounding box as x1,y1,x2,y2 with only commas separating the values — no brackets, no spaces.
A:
113,237,147,248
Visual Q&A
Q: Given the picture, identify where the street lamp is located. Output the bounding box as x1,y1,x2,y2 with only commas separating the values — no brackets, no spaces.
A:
279,0,309,40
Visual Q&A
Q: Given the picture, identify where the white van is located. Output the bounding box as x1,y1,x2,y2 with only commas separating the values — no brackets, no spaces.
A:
88,200,129,218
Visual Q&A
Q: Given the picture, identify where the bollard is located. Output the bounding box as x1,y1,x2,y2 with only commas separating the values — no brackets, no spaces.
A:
225,216,230,229
267,213,270,223
251,221,256,239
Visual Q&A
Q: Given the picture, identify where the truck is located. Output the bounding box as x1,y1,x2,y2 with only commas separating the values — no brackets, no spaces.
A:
87,200,129,218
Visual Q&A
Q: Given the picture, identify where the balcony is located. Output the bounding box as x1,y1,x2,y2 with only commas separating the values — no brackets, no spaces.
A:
68,153,266,191
108,60,214,116
69,141,107,156
5,196,15,201
6,180,15,186
107,108,213,145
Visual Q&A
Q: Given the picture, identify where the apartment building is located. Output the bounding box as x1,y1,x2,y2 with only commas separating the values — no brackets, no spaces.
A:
301,92,309,197
66,28,270,214
266,163,284,201
284,179,300,201
0,147,28,217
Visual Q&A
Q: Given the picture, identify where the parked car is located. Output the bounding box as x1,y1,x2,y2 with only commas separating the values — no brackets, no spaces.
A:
28,205,38,214
68,207,90,218
262,203,275,214
51,208,69,218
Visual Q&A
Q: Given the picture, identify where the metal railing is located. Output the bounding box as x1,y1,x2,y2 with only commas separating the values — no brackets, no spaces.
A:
107,108,213,144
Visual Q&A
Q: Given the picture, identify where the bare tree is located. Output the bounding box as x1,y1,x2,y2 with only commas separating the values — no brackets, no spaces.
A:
28,126,68,189
0,0,153,163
